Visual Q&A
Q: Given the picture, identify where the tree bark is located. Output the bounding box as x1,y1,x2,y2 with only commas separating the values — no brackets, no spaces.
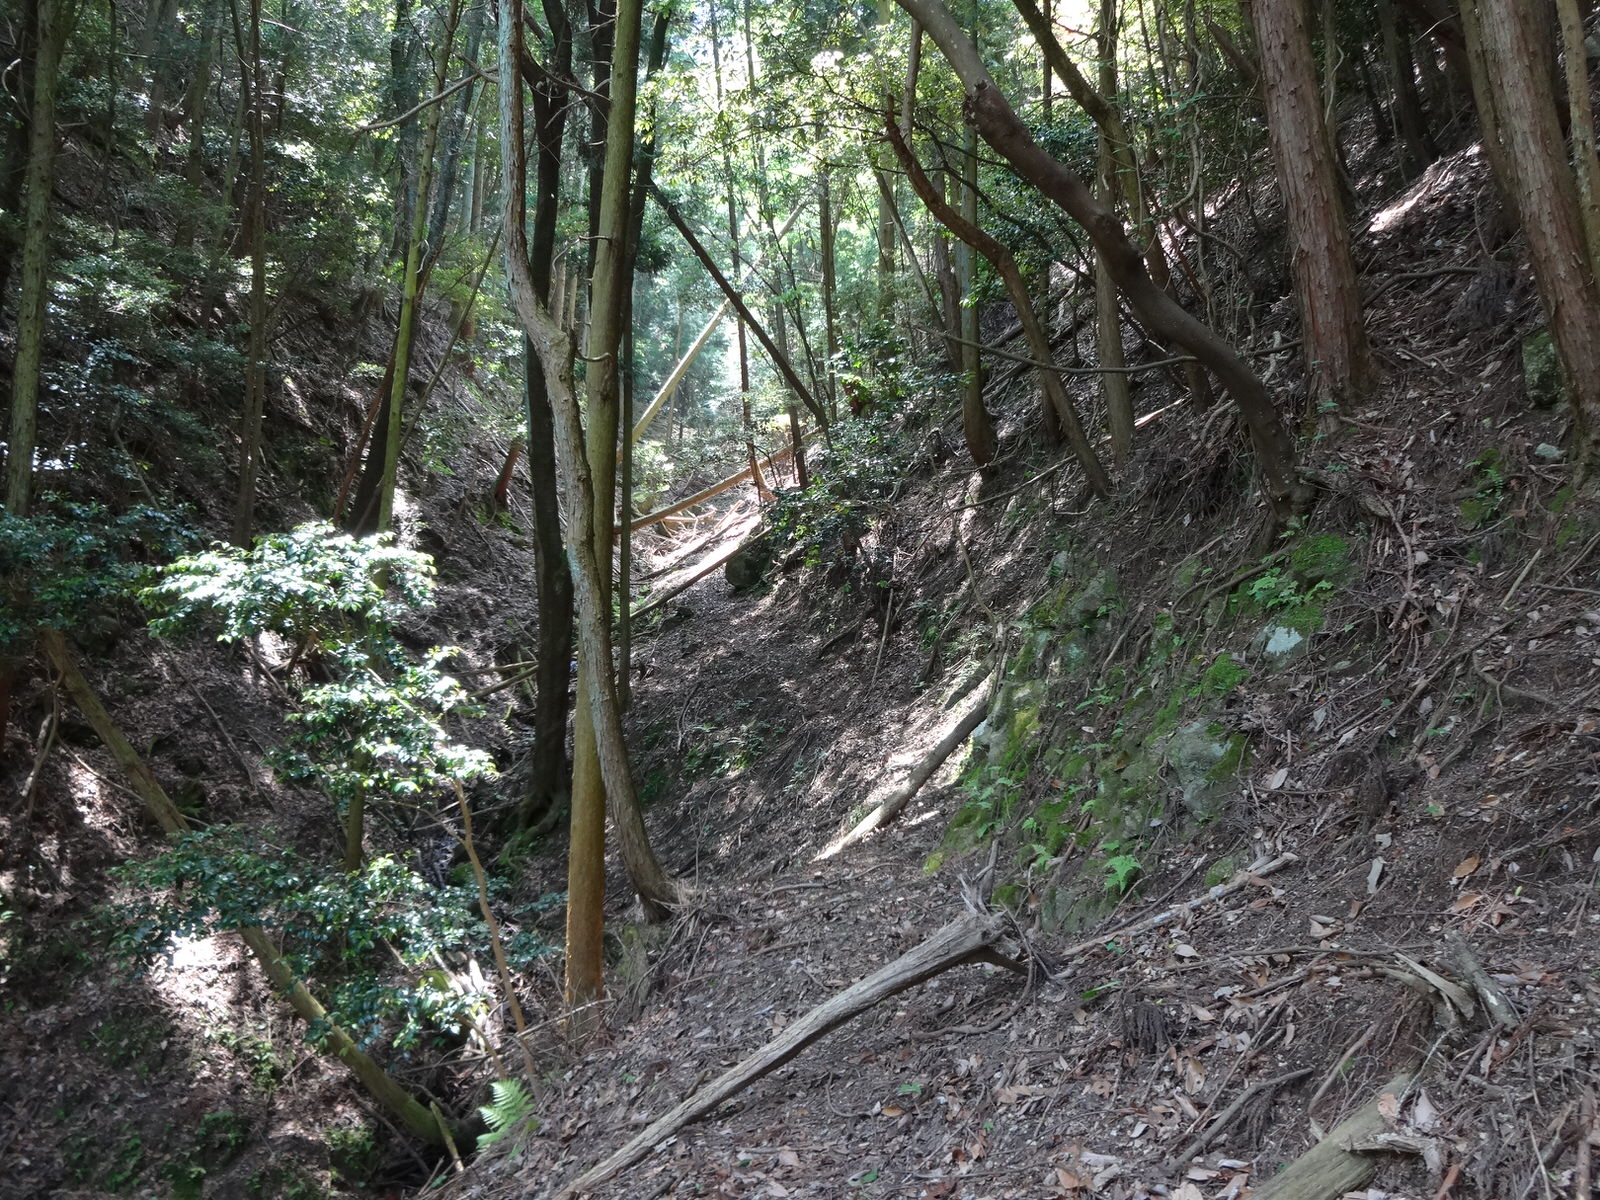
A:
898,0,1304,517
376,0,459,534
498,0,681,1032
1095,0,1135,463
887,122,1113,490
1557,0,1600,272
230,0,270,545
4,0,72,517
1467,0,1600,459
1247,0,1372,422
518,0,576,832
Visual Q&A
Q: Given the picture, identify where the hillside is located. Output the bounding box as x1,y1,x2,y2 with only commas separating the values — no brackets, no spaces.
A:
5,2,1600,1199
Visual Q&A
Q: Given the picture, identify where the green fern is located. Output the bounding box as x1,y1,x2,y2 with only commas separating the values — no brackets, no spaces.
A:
476,1078,536,1148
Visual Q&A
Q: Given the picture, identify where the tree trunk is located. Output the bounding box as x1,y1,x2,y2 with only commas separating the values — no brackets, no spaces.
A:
533,0,679,1027
518,0,576,833
955,125,992,466
818,129,841,417
1247,0,1372,422
1380,0,1436,176
1557,0,1600,272
1095,0,1134,464
1467,0,1600,459
230,0,270,545
5,0,72,517
376,0,460,534
886,120,1108,493
898,0,1304,518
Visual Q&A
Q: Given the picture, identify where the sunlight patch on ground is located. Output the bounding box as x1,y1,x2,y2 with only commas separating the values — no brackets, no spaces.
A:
1368,146,1482,235
148,932,240,1023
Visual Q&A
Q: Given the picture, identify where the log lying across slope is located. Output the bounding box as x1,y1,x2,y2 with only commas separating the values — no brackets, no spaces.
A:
551,909,1021,1198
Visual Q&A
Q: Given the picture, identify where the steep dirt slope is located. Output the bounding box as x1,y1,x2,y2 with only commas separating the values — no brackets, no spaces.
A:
459,145,1600,1200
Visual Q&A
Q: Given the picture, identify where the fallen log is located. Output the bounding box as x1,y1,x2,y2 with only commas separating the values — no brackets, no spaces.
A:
633,531,760,620
628,433,818,535
551,909,1019,1199
1248,1072,1414,1200
815,675,995,860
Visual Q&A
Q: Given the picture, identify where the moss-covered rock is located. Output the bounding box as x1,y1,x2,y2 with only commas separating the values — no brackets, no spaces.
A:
1523,329,1565,408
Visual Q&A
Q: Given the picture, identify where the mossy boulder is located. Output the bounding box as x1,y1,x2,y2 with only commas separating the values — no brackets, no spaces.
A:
1523,329,1566,408
724,534,772,589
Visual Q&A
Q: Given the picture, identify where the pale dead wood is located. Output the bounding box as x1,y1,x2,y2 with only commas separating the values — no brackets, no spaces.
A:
551,910,1018,1199
633,535,759,621
1446,931,1520,1029
1055,853,1300,961
815,676,995,860
629,434,816,534
1250,1072,1414,1200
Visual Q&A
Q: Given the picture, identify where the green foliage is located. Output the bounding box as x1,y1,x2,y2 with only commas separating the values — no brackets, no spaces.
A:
1245,567,1332,611
0,499,194,652
1201,653,1249,694
768,410,913,569
1102,853,1142,894
1460,448,1508,528
109,829,551,1051
143,521,434,651
275,646,494,809
476,1077,538,1148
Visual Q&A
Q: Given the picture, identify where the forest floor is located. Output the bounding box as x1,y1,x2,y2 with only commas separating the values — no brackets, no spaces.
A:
6,136,1600,1200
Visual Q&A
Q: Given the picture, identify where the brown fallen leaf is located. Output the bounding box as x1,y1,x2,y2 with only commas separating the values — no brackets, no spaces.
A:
1453,855,1481,879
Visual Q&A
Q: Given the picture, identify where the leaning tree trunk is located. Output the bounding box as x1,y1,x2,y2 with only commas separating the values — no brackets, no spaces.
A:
500,0,681,1034
516,0,575,833
898,0,1305,518
886,120,1107,493
5,0,72,517
1467,0,1600,460
1246,0,1372,424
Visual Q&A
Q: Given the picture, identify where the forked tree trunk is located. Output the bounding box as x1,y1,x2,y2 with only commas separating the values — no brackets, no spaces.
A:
898,0,1305,517
1247,0,1372,423
1467,0,1600,459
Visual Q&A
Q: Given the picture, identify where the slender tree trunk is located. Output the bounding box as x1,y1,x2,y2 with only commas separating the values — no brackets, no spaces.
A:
818,128,840,418
0,3,39,308
376,0,460,533
387,0,420,261
1380,0,1435,176
230,0,270,545
176,0,220,248
1558,0,1600,272
1095,0,1134,463
1467,0,1600,459
5,0,74,517
518,0,575,833
565,0,679,1021
1247,0,1372,422
886,121,1109,493
898,0,1304,517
